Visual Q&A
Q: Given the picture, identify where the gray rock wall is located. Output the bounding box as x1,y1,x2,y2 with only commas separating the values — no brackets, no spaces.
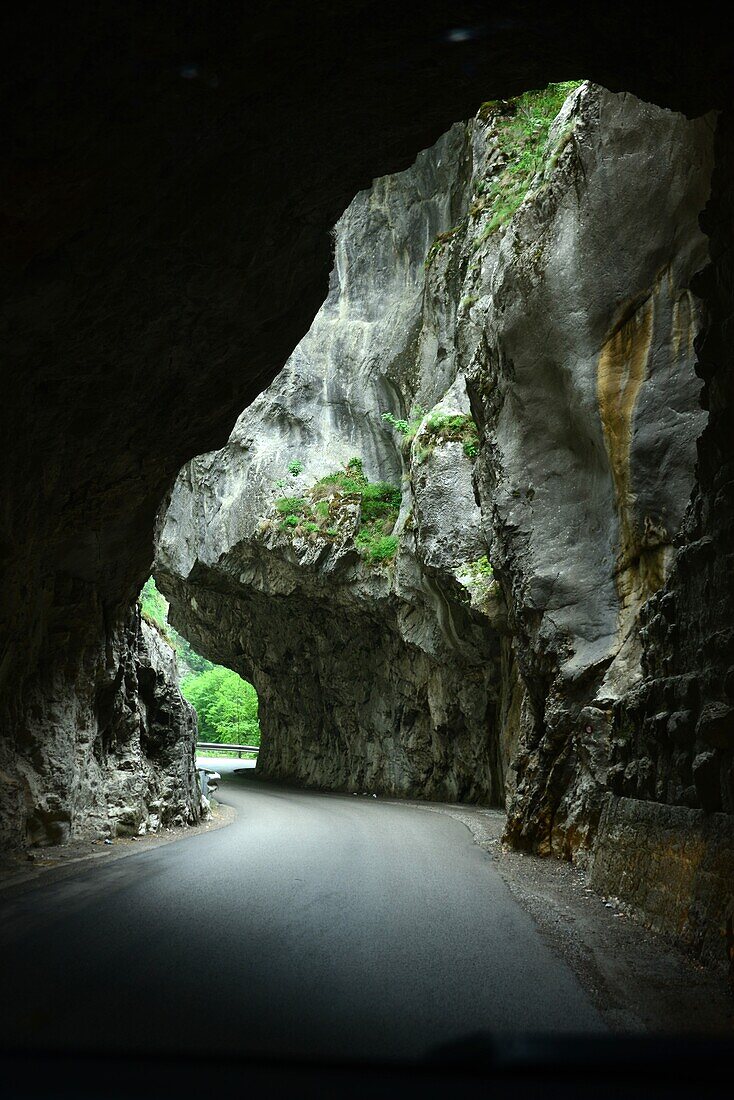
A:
157,126,517,805
591,796,734,973
417,86,732,963
589,110,734,966
0,605,204,849
462,86,714,857
158,84,713,829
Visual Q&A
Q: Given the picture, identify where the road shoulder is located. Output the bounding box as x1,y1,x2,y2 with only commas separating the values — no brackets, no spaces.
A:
429,802,733,1035
0,800,236,896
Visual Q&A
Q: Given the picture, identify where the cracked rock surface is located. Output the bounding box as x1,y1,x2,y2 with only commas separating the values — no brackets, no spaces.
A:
0,607,204,848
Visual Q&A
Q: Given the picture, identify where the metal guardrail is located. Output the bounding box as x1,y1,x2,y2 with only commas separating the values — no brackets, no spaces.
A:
196,741,260,758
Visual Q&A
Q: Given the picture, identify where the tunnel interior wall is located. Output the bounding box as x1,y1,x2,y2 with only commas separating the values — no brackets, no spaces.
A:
589,110,734,966
0,604,203,848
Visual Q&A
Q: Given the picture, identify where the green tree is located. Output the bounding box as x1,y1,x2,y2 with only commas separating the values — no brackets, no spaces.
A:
181,666,260,745
139,576,168,629
138,576,260,744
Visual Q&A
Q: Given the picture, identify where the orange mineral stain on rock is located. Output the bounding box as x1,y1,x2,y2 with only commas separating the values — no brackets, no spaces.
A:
597,291,669,617
597,293,654,567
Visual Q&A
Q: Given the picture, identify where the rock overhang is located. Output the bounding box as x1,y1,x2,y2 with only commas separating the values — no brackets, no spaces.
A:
2,1,733,914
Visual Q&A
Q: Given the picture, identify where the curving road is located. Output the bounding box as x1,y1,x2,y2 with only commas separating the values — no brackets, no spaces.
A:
1,773,603,1060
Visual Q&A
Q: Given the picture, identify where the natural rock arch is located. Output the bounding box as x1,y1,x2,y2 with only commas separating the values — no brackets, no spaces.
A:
1,7,733,966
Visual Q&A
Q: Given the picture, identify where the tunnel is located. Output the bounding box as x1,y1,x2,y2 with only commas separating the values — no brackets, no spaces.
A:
1,2,734,1085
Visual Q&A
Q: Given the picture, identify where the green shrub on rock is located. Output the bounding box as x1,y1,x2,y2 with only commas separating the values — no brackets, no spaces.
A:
356,531,399,563
279,513,301,530
383,405,480,463
381,407,426,449
267,457,402,566
275,496,309,514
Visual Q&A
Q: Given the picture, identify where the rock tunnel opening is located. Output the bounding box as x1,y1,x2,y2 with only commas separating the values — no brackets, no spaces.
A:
147,77,728,914
139,577,261,755
2,6,733,1006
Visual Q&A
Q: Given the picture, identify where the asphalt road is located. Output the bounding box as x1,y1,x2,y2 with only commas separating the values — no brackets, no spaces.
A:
0,774,603,1060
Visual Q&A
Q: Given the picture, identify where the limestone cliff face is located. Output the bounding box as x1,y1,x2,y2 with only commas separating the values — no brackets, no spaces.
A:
590,110,734,969
157,126,518,805
0,607,204,848
154,82,734,964
158,85,712,843
461,85,714,857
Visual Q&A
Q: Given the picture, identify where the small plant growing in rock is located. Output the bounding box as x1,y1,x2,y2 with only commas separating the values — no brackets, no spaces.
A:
408,410,481,463
424,225,461,270
316,456,369,495
381,411,409,434
356,531,399,563
275,496,308,515
383,406,479,462
458,555,498,595
381,406,426,450
279,514,301,530
345,456,366,480
360,481,402,516
267,456,401,566
288,459,304,477
473,556,494,577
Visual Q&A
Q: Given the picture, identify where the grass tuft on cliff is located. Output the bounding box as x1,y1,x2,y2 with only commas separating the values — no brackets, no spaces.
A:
423,80,584,268
472,80,584,246
271,456,402,564
383,406,480,461
424,411,480,459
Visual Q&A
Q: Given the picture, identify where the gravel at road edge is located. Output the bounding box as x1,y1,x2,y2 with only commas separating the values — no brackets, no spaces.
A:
430,802,734,1035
